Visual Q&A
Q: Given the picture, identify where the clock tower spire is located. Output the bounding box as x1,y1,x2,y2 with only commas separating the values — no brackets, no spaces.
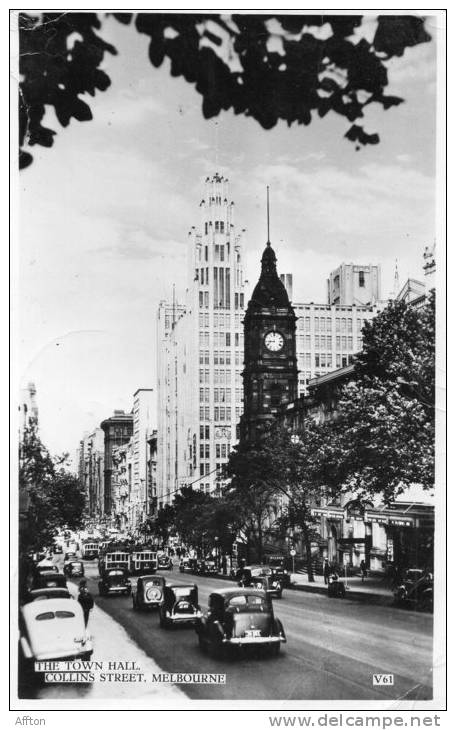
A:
241,191,298,443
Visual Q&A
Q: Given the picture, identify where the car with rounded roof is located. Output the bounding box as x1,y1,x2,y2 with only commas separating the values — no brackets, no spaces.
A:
195,587,286,657
132,575,165,611
19,598,93,669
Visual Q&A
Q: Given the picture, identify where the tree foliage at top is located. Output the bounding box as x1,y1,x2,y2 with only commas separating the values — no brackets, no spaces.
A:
18,12,431,167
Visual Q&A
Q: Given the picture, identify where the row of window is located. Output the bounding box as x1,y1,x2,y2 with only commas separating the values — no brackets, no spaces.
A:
296,335,358,350
297,316,362,332
204,220,226,235
199,368,243,385
199,406,241,421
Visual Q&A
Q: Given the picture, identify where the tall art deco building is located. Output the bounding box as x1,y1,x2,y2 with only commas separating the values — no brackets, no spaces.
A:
156,174,246,507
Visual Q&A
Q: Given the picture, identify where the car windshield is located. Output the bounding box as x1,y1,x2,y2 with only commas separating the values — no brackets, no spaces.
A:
108,570,125,576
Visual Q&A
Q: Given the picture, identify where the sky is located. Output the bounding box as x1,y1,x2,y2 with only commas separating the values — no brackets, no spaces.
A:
18,13,439,459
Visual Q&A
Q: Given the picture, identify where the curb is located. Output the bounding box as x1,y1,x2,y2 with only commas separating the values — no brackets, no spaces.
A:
288,581,394,606
209,572,393,607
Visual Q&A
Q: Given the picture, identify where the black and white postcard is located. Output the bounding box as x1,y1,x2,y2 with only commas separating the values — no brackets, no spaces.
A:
10,6,447,723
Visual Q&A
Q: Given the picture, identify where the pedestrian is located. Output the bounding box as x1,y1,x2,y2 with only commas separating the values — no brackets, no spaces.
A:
360,559,367,583
221,554,227,575
78,579,94,627
323,559,330,585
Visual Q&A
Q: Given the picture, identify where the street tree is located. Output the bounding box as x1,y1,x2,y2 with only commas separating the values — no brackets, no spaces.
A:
18,12,431,167
148,503,176,547
19,423,86,555
315,294,435,503
224,438,285,564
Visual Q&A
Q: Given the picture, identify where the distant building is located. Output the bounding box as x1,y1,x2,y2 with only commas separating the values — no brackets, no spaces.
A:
100,410,134,517
327,263,381,306
78,428,105,518
294,300,379,396
19,381,39,441
131,389,155,528
156,173,247,506
111,439,133,531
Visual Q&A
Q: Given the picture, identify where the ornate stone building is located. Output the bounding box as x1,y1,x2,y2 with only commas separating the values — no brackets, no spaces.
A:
241,239,298,443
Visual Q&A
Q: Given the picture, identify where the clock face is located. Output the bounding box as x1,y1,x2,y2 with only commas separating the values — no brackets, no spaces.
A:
264,331,284,352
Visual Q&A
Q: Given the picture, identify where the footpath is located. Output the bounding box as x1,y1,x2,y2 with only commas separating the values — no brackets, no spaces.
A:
288,571,393,605
212,569,394,606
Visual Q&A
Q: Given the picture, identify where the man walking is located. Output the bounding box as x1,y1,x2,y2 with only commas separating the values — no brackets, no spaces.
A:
360,560,368,583
323,559,330,585
78,579,94,626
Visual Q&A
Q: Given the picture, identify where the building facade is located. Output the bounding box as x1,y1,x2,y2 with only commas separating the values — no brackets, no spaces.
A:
131,389,155,528
100,410,134,518
241,240,298,442
78,428,105,518
327,263,381,306
156,173,246,506
294,300,379,396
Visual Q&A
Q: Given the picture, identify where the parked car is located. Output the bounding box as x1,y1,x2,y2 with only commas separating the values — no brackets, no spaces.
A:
98,568,131,597
64,560,85,579
132,575,166,611
35,560,58,576
157,555,173,571
23,587,73,604
241,570,283,599
159,583,202,628
64,551,77,563
19,598,93,670
32,572,68,590
393,570,433,612
195,588,286,657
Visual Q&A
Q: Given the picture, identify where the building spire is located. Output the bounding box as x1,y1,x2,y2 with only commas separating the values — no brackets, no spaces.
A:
393,258,399,296
266,186,271,246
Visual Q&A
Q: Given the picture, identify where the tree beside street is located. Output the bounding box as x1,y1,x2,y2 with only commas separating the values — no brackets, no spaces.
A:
19,422,86,555
313,294,435,503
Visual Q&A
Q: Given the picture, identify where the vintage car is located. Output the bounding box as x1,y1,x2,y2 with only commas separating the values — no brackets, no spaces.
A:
268,557,291,588
195,588,286,657
32,571,68,590
19,598,93,668
64,551,78,563
159,583,202,628
200,559,218,576
35,560,59,575
132,575,166,611
393,570,433,611
98,567,131,597
157,554,173,571
179,557,197,573
23,587,73,604
241,569,283,599
63,560,85,579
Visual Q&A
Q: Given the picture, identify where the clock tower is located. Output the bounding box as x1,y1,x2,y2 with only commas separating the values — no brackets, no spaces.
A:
241,236,298,443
